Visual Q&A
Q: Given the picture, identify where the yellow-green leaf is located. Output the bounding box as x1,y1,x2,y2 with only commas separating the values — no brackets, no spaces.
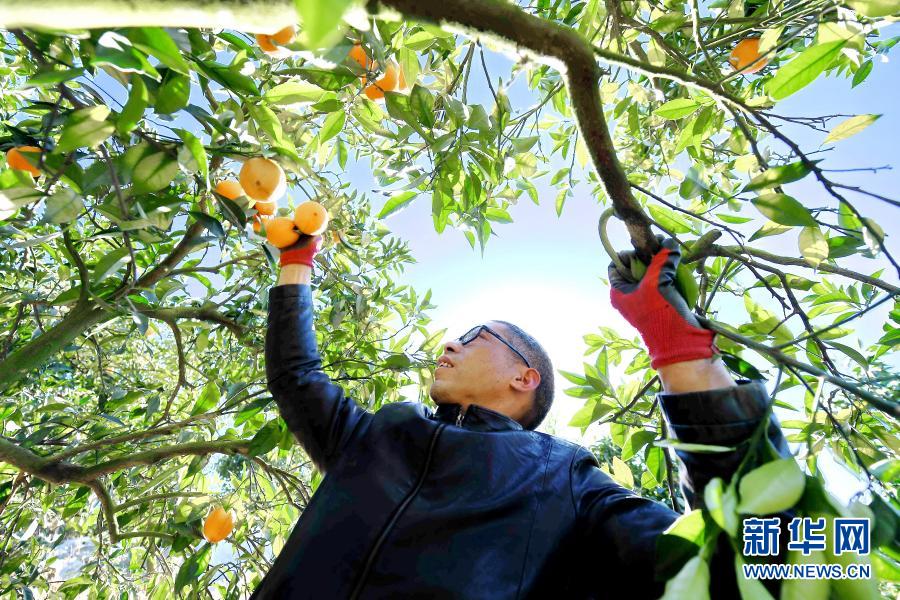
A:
846,0,900,18
660,555,710,600
736,458,806,515
799,226,829,267
766,41,846,100
611,456,634,488
824,114,881,144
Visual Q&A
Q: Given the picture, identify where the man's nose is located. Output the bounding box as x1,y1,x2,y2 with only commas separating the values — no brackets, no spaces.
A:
443,339,462,353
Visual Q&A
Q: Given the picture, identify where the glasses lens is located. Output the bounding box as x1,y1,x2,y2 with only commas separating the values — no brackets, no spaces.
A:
459,326,481,344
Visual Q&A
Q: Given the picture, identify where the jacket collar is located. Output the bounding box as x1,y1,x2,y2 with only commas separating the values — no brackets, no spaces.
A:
432,403,524,432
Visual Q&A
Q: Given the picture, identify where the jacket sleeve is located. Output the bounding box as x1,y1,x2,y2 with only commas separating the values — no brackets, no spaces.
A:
265,284,371,473
575,379,792,598
657,379,792,509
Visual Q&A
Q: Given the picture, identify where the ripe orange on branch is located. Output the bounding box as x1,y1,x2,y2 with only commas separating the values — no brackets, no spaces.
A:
294,200,329,235
6,146,42,177
202,506,234,543
348,43,373,71
214,179,244,201
729,37,768,74
239,157,286,202
364,63,401,101
256,26,296,53
266,216,300,248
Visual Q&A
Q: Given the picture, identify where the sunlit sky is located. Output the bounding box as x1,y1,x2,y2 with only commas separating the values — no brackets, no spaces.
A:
339,34,899,501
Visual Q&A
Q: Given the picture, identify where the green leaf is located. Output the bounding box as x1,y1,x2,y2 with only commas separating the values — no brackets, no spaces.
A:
675,263,700,308
57,106,114,153
174,545,210,594
468,104,491,132
648,205,692,234
799,226,829,267
621,430,657,461
130,148,178,194
410,84,436,128
824,114,881,144
484,207,513,223
736,459,806,514
247,419,281,456
188,211,225,240
653,98,701,120
870,458,900,484
378,191,416,219
191,382,220,416
264,81,329,104
128,28,191,74
92,246,131,283
318,110,346,144
175,129,208,187
766,41,846,100
25,67,84,88
659,556,710,600
294,0,353,48
611,456,634,488
656,439,735,453
195,60,260,96
744,161,815,192
751,193,817,227
155,70,190,114
720,353,764,380
116,76,148,135
717,213,753,224
735,555,777,600
42,188,83,224
845,0,900,17
567,399,612,427
277,67,357,91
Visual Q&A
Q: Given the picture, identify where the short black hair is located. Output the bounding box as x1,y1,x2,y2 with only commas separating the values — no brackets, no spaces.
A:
492,320,554,431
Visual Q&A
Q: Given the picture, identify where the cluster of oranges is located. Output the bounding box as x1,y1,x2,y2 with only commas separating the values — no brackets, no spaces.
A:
5,146,42,177
202,505,234,543
214,157,329,249
348,42,406,100
729,37,769,74
252,28,406,101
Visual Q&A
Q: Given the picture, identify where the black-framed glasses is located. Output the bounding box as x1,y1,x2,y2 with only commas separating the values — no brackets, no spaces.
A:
456,325,532,369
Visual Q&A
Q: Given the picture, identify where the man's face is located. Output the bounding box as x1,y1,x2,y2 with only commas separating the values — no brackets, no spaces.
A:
428,321,530,408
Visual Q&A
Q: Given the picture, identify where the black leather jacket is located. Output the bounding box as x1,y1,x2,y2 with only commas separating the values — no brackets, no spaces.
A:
249,285,791,599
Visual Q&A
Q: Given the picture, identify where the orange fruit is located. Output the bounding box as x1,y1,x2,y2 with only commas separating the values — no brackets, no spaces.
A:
293,200,329,235
266,216,300,248
239,157,286,202
364,63,399,101
252,214,268,233
398,66,407,90
254,198,277,216
202,506,234,543
348,43,373,71
255,34,278,53
729,37,768,74
256,26,295,53
6,146,41,177
271,26,295,45
214,179,244,201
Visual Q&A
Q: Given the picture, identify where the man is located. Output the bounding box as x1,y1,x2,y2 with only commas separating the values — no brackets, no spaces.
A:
249,234,790,599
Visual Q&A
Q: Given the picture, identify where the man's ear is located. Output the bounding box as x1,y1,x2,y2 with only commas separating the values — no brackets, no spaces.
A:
512,368,540,393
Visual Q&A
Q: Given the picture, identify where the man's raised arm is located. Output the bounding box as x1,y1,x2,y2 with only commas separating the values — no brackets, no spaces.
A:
265,236,370,472
569,237,794,598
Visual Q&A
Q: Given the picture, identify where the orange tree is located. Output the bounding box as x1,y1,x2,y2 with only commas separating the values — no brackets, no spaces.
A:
0,1,898,598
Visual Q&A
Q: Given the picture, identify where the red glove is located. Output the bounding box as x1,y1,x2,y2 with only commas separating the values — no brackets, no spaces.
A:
608,237,716,370
279,234,322,268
